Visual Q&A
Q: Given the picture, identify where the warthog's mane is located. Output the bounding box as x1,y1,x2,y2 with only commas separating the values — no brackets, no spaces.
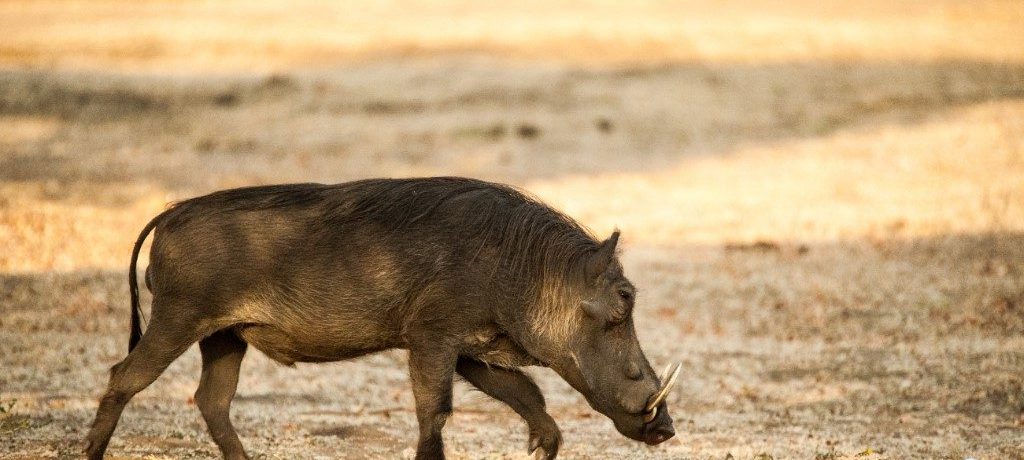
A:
335,178,601,335
339,177,599,268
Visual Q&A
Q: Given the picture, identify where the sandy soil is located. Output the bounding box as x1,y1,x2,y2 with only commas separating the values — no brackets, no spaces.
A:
1,1,1023,459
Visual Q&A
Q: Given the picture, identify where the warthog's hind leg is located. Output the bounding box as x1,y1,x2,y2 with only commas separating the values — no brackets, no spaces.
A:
196,329,249,460
456,357,561,460
85,304,202,459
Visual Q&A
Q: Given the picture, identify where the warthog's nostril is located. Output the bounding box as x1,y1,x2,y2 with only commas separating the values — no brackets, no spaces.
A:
644,424,675,445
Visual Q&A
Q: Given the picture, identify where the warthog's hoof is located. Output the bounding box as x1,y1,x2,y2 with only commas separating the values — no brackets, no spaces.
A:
528,423,561,460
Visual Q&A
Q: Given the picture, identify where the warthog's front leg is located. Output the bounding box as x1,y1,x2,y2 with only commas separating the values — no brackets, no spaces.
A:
408,346,458,460
456,358,561,460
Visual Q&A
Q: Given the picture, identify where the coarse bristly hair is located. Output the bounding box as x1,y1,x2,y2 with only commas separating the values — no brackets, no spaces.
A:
165,177,603,339
334,177,602,340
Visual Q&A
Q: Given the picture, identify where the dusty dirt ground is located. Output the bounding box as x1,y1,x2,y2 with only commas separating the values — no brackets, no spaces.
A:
2,1,1024,459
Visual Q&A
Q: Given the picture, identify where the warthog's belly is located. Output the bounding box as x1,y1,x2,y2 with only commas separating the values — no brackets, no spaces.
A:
232,320,540,369
233,324,391,365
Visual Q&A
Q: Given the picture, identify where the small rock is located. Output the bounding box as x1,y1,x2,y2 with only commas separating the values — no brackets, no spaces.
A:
516,123,540,139
213,92,238,107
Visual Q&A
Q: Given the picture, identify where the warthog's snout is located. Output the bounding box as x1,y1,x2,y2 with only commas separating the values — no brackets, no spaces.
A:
604,362,680,445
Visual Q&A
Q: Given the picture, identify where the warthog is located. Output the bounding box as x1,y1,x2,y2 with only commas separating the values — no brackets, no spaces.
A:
86,177,679,459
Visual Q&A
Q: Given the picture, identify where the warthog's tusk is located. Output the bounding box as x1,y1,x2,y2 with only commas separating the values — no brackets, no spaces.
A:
643,406,658,423
643,362,681,422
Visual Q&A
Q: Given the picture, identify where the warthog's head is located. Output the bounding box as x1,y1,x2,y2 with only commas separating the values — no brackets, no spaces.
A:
521,230,679,446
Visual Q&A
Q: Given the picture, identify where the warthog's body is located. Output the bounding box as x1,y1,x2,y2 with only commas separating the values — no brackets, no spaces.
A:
86,177,676,460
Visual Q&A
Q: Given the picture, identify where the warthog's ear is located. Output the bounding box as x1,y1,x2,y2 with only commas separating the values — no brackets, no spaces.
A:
587,230,620,279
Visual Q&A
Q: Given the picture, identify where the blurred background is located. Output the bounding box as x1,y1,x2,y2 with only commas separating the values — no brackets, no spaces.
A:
1,1,1022,458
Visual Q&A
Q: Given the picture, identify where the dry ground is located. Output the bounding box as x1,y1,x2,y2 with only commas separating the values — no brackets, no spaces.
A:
2,1,1023,459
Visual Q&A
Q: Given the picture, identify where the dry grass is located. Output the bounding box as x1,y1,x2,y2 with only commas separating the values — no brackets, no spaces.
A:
1,1,1023,459
3,0,1023,70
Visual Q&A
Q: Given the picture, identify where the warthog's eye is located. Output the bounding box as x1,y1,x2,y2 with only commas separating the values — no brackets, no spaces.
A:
617,289,634,304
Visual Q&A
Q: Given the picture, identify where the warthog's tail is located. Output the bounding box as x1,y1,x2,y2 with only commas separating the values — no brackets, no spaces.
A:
127,207,175,352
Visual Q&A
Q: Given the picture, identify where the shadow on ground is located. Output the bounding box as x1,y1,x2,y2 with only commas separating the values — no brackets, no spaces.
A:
2,57,1022,199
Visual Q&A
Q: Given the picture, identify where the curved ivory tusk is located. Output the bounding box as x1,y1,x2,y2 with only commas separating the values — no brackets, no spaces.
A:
645,362,681,412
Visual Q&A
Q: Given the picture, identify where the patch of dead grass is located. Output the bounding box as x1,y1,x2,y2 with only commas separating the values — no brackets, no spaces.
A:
1,1,1022,458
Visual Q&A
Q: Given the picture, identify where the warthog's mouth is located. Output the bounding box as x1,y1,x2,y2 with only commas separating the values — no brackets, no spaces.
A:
642,362,681,424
